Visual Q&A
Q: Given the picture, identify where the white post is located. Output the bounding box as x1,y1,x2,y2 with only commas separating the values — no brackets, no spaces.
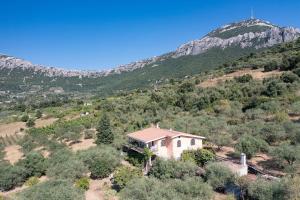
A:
156,123,159,128
241,153,247,166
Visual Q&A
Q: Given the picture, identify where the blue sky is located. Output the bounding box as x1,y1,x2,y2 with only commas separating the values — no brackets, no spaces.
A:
1,0,300,70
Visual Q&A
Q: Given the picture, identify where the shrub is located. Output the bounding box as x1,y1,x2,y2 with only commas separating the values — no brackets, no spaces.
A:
264,61,278,72
35,110,42,119
204,162,235,191
84,130,94,139
247,178,288,200
120,177,213,200
234,74,253,83
149,159,197,180
26,118,35,127
280,72,299,83
113,166,142,190
47,158,88,181
75,177,89,190
25,177,39,187
77,146,120,179
0,163,27,191
17,180,84,200
181,149,215,166
21,114,29,122
45,149,87,181
235,134,269,159
16,152,47,177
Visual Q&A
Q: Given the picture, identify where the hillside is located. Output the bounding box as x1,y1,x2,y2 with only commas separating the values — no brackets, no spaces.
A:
1,38,300,200
1,19,299,96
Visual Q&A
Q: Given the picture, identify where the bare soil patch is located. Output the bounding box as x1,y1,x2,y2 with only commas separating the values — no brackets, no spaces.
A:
35,117,58,128
0,122,25,137
199,69,282,88
69,138,96,152
4,145,24,164
85,177,118,200
0,117,58,138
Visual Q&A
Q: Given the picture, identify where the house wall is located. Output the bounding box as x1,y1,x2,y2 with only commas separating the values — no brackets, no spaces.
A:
171,136,203,159
155,139,169,158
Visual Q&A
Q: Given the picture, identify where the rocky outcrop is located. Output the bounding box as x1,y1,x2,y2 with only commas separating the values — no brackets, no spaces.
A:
1,19,299,77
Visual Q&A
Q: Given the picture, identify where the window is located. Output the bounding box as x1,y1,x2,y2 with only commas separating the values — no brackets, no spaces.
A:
191,139,195,146
177,140,181,147
161,139,166,147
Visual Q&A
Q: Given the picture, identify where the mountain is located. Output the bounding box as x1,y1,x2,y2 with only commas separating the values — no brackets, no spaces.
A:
1,18,300,95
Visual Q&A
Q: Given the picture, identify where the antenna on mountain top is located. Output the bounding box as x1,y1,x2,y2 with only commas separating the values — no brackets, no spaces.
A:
251,7,255,19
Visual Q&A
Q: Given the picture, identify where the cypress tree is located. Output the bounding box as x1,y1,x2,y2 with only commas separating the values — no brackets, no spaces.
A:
96,113,113,144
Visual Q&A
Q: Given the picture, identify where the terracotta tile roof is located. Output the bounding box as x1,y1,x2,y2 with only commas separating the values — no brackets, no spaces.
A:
127,127,205,143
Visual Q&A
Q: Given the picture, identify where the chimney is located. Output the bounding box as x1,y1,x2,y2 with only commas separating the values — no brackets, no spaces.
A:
169,128,173,131
240,153,247,166
156,123,160,128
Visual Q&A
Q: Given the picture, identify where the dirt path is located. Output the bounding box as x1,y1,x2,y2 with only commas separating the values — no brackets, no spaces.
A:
198,69,282,88
4,145,24,164
85,177,117,200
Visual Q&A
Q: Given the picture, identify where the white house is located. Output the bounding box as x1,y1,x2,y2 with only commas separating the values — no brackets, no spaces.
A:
127,126,205,160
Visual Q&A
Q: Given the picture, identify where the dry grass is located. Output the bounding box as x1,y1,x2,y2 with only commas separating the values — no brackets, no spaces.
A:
35,117,58,128
198,69,282,88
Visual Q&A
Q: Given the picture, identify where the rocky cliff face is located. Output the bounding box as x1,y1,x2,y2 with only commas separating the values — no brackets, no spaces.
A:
1,19,299,77
173,19,300,57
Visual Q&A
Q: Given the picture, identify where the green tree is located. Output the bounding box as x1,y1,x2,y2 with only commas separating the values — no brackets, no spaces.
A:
16,152,47,177
113,166,142,190
235,135,268,159
205,162,235,191
96,114,114,144
272,144,300,166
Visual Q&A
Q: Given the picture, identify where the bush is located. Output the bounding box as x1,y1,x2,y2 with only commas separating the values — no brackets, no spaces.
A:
264,61,278,72
75,177,89,190
149,159,197,180
16,152,47,177
77,146,120,179
47,158,87,181
17,180,84,200
25,177,39,187
280,72,299,83
234,74,253,83
248,178,288,200
83,130,94,139
0,163,27,191
205,162,235,191
113,166,142,190
21,114,29,122
26,118,35,127
181,149,215,166
235,135,269,159
35,110,42,119
45,149,87,181
120,177,213,200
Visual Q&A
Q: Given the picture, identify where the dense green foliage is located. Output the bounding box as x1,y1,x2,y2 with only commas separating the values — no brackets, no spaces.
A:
113,166,142,190
120,177,213,200
181,149,215,166
16,180,84,200
96,113,114,144
149,159,198,180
